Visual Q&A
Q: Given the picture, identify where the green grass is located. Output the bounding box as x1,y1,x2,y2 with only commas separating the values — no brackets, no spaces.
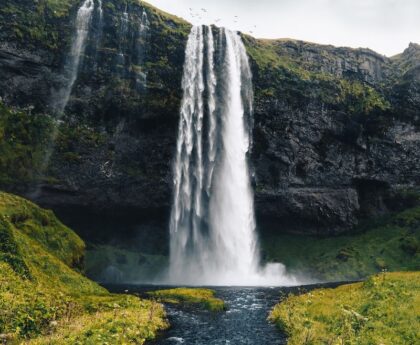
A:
0,192,85,268
0,192,168,343
269,271,420,345
0,102,53,187
242,37,314,79
0,101,107,188
147,288,225,312
0,0,78,51
243,37,390,116
261,206,420,281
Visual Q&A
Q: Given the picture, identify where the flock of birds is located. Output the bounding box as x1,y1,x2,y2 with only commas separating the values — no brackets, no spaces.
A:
187,7,257,35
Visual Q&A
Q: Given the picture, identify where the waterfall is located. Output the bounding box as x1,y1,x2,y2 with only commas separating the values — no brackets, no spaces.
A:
32,0,95,198
168,26,296,286
135,9,150,88
117,8,129,70
52,0,95,113
97,0,103,25
95,0,104,53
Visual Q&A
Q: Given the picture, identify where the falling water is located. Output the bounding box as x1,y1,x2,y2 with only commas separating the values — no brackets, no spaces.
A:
117,9,129,69
52,0,95,113
97,0,103,25
168,26,296,286
95,0,104,53
134,9,150,88
32,0,95,198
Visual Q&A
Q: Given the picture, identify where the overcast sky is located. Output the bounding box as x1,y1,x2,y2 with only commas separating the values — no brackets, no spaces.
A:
145,0,420,56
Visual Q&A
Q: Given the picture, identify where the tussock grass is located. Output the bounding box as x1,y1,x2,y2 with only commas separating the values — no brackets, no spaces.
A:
0,192,168,344
261,205,420,281
269,272,420,345
147,288,225,312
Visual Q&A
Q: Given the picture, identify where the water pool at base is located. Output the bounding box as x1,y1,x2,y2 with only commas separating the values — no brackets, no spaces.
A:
151,287,286,345
107,284,342,345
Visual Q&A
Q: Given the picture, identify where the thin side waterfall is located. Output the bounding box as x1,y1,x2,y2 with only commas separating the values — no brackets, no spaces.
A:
167,26,296,286
95,0,104,55
135,9,150,88
34,0,95,197
97,0,103,25
52,0,95,114
117,8,129,70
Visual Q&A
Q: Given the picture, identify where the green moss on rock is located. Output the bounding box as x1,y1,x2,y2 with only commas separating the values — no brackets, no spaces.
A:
261,204,420,281
148,288,225,312
269,272,420,345
0,0,78,51
0,192,168,343
0,192,85,268
0,102,54,187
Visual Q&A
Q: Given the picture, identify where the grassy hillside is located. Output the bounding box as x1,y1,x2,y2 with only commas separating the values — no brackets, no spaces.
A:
261,199,420,281
269,272,420,345
0,192,168,344
243,37,391,115
147,288,225,312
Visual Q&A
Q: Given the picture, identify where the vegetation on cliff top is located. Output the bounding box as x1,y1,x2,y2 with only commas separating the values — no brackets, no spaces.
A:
0,0,79,51
0,192,168,343
243,36,391,117
269,271,420,345
147,288,225,312
261,200,420,281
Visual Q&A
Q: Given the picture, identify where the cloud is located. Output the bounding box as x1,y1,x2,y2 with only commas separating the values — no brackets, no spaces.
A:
146,0,420,56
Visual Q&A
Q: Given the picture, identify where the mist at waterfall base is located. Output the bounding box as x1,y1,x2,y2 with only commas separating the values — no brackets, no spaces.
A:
38,1,297,286
164,25,298,287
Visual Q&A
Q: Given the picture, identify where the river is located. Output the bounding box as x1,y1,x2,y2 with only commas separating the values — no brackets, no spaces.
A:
107,283,344,345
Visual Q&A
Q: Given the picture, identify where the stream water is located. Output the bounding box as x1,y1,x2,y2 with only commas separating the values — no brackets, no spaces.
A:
107,283,343,345
152,287,286,345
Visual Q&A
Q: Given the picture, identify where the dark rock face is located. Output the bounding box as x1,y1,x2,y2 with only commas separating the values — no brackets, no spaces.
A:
245,38,420,234
0,1,419,241
0,1,189,222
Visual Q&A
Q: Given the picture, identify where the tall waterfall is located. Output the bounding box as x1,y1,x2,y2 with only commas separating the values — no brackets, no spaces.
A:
168,26,295,286
53,0,95,113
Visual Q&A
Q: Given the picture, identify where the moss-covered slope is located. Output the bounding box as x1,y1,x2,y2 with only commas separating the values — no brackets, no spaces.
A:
243,37,391,111
0,1,419,253
269,272,420,345
261,196,420,281
0,191,168,343
147,288,225,312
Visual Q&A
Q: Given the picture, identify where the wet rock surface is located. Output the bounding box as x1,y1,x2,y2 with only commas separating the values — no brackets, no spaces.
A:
0,1,419,239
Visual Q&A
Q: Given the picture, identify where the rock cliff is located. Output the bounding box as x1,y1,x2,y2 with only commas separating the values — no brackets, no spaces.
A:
0,0,419,246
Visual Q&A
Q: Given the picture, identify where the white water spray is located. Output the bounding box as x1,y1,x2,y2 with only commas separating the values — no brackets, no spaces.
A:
117,9,129,68
96,0,104,46
53,0,95,113
97,0,103,24
32,0,95,198
168,26,297,286
135,9,150,88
